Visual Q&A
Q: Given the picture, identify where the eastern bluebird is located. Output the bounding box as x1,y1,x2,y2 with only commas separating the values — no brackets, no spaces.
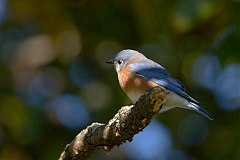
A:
106,49,213,120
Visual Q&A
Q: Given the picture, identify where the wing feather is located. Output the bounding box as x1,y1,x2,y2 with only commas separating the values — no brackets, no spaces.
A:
129,61,200,104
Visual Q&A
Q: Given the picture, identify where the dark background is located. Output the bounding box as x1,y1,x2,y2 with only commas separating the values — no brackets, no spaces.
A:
0,0,239,159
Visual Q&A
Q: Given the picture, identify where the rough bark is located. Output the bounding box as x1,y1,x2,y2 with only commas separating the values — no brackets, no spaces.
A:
59,87,167,160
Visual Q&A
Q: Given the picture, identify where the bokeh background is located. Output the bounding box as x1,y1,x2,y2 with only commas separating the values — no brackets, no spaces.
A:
0,0,239,159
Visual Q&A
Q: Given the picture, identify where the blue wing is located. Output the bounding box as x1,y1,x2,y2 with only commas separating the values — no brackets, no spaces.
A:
130,61,200,105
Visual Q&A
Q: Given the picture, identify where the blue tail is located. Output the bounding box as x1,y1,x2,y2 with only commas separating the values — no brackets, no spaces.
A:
188,102,213,120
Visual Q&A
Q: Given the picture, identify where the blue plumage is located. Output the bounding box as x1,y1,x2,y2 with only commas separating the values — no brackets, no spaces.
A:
107,49,213,120
130,61,213,120
129,61,199,104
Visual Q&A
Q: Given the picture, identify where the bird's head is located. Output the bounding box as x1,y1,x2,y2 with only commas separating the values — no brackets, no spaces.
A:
106,49,146,72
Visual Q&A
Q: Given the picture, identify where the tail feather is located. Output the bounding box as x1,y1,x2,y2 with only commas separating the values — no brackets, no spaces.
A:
188,102,213,120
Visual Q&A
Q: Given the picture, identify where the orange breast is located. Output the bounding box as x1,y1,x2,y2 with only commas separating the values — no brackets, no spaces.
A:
117,64,159,94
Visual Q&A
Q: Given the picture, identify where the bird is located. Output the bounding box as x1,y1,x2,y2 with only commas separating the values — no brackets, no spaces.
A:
106,49,213,120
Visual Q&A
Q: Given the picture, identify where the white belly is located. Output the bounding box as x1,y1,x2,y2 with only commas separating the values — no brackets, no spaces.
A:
160,90,189,113
126,89,189,113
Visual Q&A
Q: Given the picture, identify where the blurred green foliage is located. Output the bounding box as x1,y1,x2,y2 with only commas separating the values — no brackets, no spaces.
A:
0,0,239,159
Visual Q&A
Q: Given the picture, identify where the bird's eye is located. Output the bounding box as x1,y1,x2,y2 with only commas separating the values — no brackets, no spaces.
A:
117,60,123,65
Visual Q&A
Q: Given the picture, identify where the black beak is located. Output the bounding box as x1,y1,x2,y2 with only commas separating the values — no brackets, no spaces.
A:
105,59,114,64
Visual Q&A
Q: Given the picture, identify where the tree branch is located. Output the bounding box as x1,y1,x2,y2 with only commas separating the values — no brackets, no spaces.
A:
59,87,167,160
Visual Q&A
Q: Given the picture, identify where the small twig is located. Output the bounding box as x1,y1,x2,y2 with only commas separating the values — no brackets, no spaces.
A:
59,87,167,160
